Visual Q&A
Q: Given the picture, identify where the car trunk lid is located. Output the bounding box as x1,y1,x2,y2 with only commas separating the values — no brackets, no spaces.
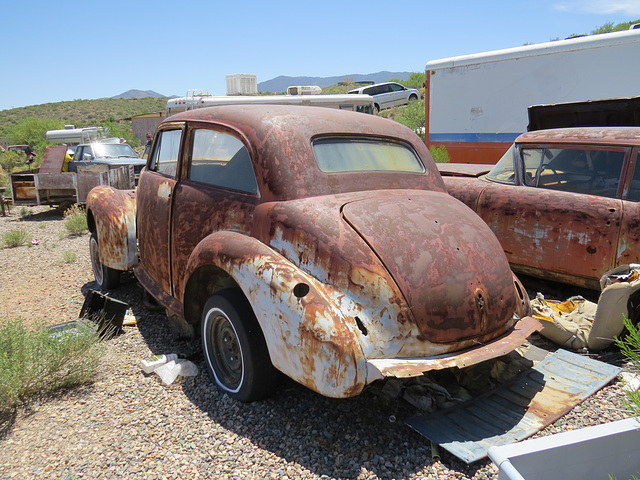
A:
341,190,520,343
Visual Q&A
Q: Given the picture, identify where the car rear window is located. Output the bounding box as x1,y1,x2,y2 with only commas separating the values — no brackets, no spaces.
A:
312,138,425,173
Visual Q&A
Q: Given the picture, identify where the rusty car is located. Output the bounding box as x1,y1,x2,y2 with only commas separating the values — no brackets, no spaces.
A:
86,105,538,402
438,127,640,291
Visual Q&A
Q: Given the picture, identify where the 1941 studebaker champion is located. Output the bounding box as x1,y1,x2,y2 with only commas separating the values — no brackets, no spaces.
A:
86,105,538,401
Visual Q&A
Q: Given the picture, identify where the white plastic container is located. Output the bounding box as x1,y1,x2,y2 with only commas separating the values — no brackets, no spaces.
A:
140,354,178,374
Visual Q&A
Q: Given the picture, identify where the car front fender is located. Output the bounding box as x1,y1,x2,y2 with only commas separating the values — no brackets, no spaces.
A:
183,230,368,398
86,185,137,271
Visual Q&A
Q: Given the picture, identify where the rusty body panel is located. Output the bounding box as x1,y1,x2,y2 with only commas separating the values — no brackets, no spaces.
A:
441,127,640,290
436,163,493,177
86,186,137,271
87,105,538,398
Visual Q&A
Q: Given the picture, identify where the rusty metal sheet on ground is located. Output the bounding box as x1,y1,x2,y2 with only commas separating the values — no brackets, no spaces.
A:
405,349,622,464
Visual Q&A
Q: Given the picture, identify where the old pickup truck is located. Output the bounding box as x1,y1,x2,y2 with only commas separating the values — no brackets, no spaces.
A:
86,105,539,402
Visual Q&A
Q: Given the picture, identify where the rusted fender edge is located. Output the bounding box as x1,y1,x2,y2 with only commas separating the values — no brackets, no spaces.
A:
365,316,541,384
183,230,369,398
86,185,138,271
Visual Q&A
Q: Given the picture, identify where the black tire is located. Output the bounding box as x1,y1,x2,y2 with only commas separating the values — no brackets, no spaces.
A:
373,104,380,115
89,231,120,289
408,94,419,102
201,290,277,402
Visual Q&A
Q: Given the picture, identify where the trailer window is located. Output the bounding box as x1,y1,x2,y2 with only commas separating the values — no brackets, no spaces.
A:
313,138,424,173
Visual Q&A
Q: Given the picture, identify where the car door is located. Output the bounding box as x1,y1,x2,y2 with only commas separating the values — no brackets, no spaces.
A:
169,126,260,302
375,84,395,109
136,126,185,302
618,147,640,267
388,83,406,107
475,145,626,289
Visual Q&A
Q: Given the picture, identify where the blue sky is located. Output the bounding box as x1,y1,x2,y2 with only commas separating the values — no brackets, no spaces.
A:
1,0,639,111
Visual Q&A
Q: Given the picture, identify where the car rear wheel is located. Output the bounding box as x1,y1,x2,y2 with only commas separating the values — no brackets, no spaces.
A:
90,231,120,289
201,290,277,402
373,104,380,115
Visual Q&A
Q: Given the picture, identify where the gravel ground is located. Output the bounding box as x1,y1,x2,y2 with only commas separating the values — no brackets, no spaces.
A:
0,205,635,480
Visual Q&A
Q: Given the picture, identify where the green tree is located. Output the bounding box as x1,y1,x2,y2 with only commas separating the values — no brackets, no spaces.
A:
592,19,640,34
392,72,426,90
8,117,64,147
394,99,426,138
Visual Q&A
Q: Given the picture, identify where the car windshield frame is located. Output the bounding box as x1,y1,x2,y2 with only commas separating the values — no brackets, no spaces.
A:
485,144,518,184
312,137,425,174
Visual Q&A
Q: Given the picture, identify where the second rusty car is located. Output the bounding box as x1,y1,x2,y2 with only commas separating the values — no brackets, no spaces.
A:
438,127,640,291
86,105,538,401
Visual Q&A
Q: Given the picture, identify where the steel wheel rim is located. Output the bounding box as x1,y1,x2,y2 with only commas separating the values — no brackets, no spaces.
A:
90,236,104,286
207,310,242,389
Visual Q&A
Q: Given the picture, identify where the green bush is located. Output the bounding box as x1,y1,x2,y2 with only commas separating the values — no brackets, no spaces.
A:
1,228,30,248
63,204,87,236
615,317,640,418
430,145,450,163
0,319,103,422
62,251,77,263
0,151,23,175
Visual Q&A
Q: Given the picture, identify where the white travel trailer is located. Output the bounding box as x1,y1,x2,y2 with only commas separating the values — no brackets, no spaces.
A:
166,90,375,116
425,29,640,164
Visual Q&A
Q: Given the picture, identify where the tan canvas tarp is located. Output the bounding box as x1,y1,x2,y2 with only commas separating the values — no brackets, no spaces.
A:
532,264,640,350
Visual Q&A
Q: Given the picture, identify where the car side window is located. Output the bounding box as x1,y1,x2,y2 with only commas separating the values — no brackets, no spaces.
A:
188,129,258,194
149,129,182,178
523,147,625,198
390,84,404,92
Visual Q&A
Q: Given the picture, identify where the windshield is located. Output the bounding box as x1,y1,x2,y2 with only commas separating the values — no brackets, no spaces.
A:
486,144,517,183
313,138,425,173
92,143,138,158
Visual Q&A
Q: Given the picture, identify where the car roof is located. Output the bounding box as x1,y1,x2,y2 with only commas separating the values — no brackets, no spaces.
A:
163,104,445,201
517,127,640,146
348,81,401,92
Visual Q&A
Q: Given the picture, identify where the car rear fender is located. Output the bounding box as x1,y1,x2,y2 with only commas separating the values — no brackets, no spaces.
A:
86,185,137,271
183,230,369,398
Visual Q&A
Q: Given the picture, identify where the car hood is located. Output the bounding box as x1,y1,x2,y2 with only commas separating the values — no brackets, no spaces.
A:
341,191,520,343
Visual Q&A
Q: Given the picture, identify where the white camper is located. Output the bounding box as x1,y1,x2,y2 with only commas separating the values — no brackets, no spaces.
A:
425,29,640,164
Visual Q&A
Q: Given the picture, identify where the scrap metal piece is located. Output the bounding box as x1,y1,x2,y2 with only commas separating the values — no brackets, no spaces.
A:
405,349,622,463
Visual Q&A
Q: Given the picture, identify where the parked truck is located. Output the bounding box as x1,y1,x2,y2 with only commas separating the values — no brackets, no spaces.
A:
425,29,640,164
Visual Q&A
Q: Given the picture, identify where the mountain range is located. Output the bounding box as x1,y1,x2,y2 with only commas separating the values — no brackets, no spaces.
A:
110,89,166,99
112,72,412,98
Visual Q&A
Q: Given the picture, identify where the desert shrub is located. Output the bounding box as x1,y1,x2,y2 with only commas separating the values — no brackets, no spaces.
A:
0,151,23,175
0,319,103,422
615,317,640,418
63,204,87,236
62,251,77,263
1,228,30,248
430,145,450,163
